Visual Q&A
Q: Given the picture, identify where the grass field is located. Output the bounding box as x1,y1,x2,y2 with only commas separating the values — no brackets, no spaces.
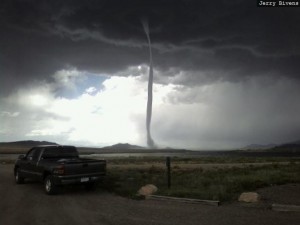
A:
103,157,300,202
1,152,299,202
0,147,29,154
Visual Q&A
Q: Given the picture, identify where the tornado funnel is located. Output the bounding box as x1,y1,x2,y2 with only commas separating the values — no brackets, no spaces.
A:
142,19,156,148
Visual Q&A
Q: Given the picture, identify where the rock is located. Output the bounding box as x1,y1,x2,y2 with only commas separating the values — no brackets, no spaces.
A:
137,184,158,197
238,192,260,203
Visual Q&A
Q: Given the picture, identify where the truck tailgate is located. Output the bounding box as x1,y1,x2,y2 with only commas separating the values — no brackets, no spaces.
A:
62,159,106,175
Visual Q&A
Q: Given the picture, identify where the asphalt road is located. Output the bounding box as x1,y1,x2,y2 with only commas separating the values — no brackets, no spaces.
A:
0,164,299,225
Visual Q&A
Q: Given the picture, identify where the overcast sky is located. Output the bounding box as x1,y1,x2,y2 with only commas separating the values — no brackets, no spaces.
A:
0,0,300,149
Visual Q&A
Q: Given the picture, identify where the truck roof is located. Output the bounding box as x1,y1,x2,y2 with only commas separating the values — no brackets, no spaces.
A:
34,145,76,148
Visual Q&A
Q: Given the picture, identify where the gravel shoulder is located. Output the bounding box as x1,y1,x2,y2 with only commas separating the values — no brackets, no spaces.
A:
257,183,300,205
1,164,299,225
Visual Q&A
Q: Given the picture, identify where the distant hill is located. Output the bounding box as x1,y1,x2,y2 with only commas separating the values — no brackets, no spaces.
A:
0,140,58,148
241,139,300,153
242,143,276,150
270,143,300,153
286,140,300,145
101,143,145,150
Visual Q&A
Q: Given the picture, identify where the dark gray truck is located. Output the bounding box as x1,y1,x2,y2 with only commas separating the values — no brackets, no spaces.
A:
14,145,106,194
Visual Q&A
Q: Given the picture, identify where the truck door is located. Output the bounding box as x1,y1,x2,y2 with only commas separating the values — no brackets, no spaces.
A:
21,148,36,178
24,148,43,179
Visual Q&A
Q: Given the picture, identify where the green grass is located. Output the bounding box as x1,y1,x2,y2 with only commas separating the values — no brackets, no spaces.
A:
2,154,299,202
103,162,300,202
105,156,300,165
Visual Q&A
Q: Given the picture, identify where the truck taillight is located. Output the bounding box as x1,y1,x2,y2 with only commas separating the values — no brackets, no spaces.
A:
53,165,65,175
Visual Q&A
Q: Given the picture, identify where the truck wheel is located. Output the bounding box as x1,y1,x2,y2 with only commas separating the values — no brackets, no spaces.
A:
44,175,58,195
15,168,24,184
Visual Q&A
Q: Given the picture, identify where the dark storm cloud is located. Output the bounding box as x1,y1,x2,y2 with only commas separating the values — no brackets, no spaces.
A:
1,0,300,95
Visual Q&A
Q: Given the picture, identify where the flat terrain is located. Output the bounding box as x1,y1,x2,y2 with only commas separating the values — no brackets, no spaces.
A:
107,161,292,170
1,164,299,225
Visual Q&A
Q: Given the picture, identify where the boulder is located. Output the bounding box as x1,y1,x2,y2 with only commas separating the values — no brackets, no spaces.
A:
238,192,261,203
137,184,158,197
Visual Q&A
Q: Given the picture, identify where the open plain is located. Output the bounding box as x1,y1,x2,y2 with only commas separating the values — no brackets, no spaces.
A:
0,164,299,225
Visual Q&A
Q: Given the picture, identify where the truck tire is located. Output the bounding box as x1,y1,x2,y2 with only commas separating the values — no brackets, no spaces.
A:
44,175,58,195
15,168,24,184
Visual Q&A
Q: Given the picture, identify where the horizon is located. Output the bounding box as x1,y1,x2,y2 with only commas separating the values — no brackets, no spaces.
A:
1,139,299,152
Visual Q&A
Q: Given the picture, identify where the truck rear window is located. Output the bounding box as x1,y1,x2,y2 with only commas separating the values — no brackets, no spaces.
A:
42,146,78,158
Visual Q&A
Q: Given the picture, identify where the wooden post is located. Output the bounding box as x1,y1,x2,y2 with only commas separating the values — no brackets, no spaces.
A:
166,157,171,189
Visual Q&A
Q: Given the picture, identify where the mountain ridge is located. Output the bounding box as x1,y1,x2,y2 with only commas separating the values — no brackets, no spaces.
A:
100,143,145,150
1,139,300,152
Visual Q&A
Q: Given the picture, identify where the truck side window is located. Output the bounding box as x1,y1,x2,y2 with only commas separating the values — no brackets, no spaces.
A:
26,148,37,160
32,148,42,161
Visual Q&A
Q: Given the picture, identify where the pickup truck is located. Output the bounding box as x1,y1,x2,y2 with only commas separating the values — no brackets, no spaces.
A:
14,145,106,195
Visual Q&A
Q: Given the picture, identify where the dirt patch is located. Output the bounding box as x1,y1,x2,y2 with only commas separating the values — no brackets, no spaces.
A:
257,183,300,205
